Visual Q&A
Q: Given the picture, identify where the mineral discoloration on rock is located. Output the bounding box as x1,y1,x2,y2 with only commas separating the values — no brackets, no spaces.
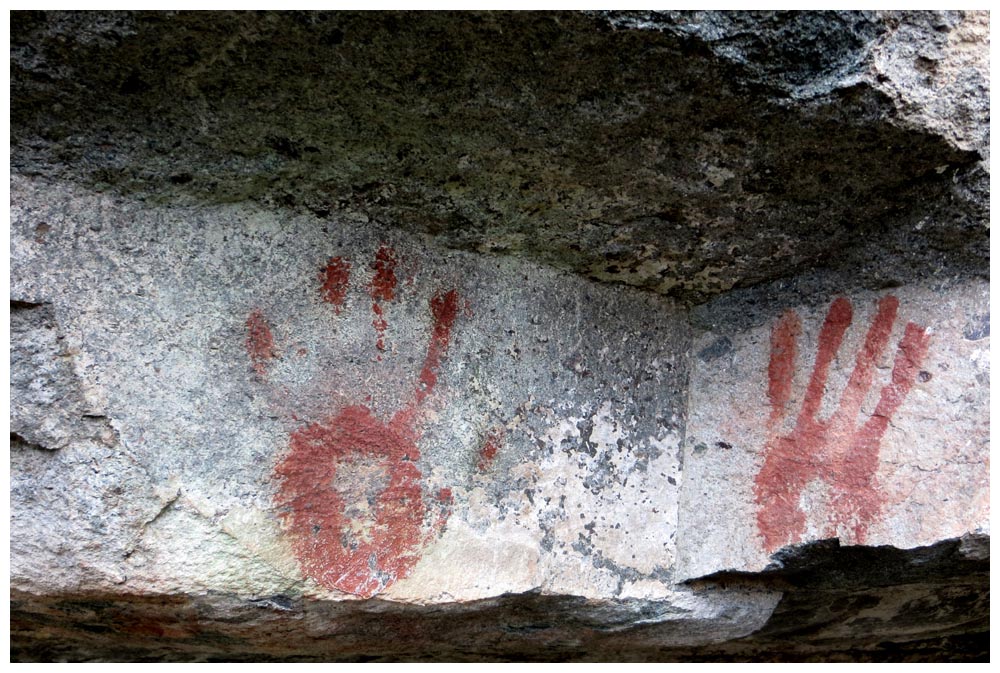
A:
9,536,986,661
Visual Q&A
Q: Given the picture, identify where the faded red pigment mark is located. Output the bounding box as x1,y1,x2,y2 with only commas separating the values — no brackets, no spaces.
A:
246,309,276,377
754,295,931,552
122,618,194,640
370,245,399,301
369,245,399,355
319,257,351,313
415,290,459,405
477,426,506,471
275,405,430,598
261,249,481,598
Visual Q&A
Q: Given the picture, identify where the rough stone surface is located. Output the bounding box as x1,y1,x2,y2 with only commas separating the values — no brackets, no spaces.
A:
10,10,988,303
9,10,989,662
679,280,989,580
9,536,989,662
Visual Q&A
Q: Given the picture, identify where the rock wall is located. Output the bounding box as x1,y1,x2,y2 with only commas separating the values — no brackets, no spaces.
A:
9,10,989,661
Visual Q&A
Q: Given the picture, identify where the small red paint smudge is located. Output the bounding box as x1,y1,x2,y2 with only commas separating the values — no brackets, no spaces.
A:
372,302,388,353
754,296,930,552
34,222,51,243
319,257,351,313
246,309,276,377
368,246,399,353
123,618,192,640
437,487,453,502
477,426,505,471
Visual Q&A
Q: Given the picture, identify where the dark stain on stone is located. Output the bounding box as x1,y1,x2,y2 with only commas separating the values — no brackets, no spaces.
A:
250,595,296,612
697,336,732,362
119,71,151,95
689,535,989,660
11,299,47,311
10,568,989,661
575,417,596,457
267,136,303,160
32,223,51,243
323,27,345,46
962,313,989,341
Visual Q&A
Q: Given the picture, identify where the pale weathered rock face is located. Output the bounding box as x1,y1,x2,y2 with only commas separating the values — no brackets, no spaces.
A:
9,10,989,662
679,282,989,581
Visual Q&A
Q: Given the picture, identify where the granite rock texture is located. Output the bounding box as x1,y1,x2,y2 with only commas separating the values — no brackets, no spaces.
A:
9,10,989,662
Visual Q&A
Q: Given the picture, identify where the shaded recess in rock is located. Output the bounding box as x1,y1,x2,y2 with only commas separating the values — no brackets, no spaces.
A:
683,535,989,661
9,10,987,304
10,535,988,662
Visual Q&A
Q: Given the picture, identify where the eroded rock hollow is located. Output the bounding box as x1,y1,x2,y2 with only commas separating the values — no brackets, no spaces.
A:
10,10,989,661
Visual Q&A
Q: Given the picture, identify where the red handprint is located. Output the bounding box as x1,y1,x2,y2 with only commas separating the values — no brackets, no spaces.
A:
245,245,478,598
754,295,931,553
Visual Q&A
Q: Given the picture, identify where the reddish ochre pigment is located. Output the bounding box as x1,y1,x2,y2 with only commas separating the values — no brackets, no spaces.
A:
275,405,428,598
319,257,352,313
246,309,276,377
766,310,801,431
477,426,505,471
754,296,930,552
122,618,193,640
415,290,459,405
274,264,465,598
369,245,399,355
369,245,398,302
371,303,389,353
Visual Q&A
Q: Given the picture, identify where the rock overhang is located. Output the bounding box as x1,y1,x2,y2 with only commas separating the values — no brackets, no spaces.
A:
10,10,988,304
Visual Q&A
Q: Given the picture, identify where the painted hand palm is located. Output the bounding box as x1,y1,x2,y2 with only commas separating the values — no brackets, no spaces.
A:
246,245,463,598
754,296,931,553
